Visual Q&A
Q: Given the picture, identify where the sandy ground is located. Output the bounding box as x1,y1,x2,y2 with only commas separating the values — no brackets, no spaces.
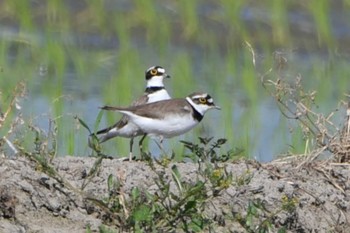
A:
0,156,349,232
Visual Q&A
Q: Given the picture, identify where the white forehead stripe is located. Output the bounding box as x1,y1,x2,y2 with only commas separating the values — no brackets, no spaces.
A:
157,68,165,73
192,93,208,99
207,98,213,103
147,66,156,71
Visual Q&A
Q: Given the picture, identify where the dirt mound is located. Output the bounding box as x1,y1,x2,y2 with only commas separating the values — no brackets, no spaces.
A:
0,156,349,232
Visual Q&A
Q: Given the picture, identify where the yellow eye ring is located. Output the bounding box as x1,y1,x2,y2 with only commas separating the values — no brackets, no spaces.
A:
199,97,206,104
150,69,158,75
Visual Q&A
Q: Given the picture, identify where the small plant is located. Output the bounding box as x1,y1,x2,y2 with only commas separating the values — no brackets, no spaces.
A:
77,111,105,156
0,81,26,156
0,82,56,167
181,137,244,162
77,114,115,190
235,195,297,233
81,137,236,232
234,169,254,187
270,65,349,162
235,199,269,233
245,44,350,163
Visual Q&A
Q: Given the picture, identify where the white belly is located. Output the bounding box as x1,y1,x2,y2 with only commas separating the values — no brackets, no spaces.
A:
131,114,198,139
98,121,142,142
111,122,142,137
147,90,171,103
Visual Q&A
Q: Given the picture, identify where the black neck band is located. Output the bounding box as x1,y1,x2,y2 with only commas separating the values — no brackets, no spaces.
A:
190,105,203,122
145,86,164,94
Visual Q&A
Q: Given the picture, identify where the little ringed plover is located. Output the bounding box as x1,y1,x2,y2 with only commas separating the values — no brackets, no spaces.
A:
90,65,171,160
101,92,220,153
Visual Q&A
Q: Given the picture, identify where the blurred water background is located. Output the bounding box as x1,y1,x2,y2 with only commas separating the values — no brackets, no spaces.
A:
0,0,350,161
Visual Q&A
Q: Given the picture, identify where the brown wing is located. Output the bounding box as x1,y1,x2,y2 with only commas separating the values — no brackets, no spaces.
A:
98,93,150,133
130,93,149,106
130,98,191,119
95,116,127,134
101,98,192,120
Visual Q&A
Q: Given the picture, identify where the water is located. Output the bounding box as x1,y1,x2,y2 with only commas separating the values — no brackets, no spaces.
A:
1,1,350,161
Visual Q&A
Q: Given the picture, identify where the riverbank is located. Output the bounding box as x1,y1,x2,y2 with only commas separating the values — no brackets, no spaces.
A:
0,156,349,232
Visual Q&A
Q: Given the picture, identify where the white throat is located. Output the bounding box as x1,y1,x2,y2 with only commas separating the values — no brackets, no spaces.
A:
146,76,164,88
148,89,171,102
185,97,207,116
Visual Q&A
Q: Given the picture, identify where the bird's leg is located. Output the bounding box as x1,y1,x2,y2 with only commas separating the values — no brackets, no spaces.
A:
139,134,147,160
129,137,134,161
154,137,167,156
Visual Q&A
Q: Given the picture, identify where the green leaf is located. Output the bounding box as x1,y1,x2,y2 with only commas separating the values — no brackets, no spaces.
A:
107,174,120,193
179,140,193,146
98,224,117,233
184,200,196,213
75,115,91,134
107,174,114,192
199,137,213,145
180,140,195,151
246,212,253,227
131,187,140,201
216,138,227,145
133,204,151,222
171,165,183,193
187,217,205,232
85,224,92,233
185,181,205,199
93,110,104,133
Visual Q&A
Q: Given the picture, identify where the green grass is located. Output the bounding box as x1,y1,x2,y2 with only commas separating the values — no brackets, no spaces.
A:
0,0,348,159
